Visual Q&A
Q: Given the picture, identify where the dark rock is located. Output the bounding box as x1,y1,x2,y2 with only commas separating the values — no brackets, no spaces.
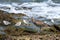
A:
53,24,60,31
22,7,32,10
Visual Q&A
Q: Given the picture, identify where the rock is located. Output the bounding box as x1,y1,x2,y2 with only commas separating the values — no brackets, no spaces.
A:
0,6,10,10
53,24,60,31
0,31,6,35
0,10,8,14
22,7,32,10
13,19,41,33
41,27,51,31
17,22,41,33
0,10,23,25
8,13,27,17
0,10,5,13
0,10,28,26
42,24,60,32
0,14,16,25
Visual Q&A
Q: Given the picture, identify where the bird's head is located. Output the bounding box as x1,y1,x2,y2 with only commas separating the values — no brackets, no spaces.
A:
31,17,36,22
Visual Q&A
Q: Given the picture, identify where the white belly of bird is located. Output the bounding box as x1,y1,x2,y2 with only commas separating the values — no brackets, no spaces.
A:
23,20,28,24
3,20,11,25
15,22,21,26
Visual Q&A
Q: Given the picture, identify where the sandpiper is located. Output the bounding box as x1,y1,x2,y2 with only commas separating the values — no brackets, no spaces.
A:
31,17,49,27
3,20,11,25
23,19,29,24
15,22,21,26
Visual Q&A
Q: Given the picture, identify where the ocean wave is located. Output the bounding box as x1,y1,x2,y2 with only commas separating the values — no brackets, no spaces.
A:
0,0,60,19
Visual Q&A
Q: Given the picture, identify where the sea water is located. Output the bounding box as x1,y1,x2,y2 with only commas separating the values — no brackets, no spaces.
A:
0,0,60,24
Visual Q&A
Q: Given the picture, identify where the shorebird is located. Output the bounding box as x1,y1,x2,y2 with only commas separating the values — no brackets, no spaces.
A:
3,20,22,26
23,19,29,24
31,17,49,27
15,22,21,26
51,19,54,23
3,20,11,25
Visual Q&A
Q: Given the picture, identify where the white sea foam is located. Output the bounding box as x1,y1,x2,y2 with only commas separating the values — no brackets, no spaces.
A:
0,0,60,19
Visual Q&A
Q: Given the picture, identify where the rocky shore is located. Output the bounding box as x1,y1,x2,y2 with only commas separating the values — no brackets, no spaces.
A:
0,10,60,40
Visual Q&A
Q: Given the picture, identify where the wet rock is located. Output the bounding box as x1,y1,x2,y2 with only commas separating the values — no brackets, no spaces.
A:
41,27,58,33
53,25,60,31
0,10,26,26
19,23,41,33
31,17,60,33
0,13,17,25
44,21,54,26
4,25,40,35
42,24,60,33
15,7,22,10
4,26,24,35
8,13,27,17
14,21,41,33
0,31,6,35
41,27,51,31
43,20,60,32
0,10,7,14
32,18,60,32
22,7,32,10
0,6,10,10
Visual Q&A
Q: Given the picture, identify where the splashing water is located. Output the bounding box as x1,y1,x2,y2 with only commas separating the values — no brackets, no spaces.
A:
0,0,60,33
0,0,60,19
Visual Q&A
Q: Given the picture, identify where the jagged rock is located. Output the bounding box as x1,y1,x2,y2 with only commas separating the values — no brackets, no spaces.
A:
0,13,17,25
52,25,60,31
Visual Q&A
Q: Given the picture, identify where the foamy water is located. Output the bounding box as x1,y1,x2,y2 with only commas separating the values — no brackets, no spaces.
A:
0,0,60,19
0,0,60,33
